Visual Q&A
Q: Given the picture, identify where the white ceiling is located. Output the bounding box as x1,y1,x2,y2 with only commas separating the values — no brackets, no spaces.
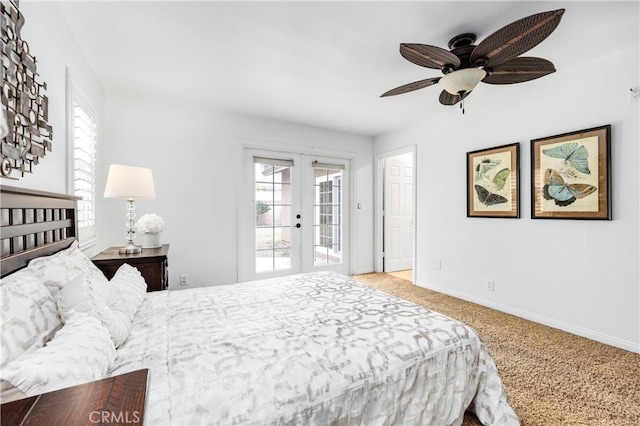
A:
56,1,639,137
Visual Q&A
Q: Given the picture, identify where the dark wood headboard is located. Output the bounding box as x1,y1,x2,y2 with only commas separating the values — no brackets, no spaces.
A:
1,185,80,277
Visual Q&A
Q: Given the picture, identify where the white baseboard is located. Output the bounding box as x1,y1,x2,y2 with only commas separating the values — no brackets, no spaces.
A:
417,282,640,354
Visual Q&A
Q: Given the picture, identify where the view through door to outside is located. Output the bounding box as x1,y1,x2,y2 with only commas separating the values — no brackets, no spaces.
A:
312,163,344,267
383,152,414,276
248,150,349,281
254,158,294,273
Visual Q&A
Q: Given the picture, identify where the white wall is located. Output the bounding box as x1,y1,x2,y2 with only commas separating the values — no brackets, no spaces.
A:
375,46,640,352
101,92,374,288
1,3,104,256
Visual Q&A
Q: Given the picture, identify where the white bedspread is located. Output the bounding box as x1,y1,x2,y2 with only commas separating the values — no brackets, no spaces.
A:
109,271,519,426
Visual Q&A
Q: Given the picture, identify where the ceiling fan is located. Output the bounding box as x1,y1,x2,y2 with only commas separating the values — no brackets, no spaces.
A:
381,9,565,109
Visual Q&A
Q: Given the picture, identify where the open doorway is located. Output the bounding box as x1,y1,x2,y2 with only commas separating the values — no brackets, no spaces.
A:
375,147,416,282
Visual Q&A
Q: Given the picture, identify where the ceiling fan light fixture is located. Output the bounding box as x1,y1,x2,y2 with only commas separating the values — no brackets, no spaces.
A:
438,68,487,95
382,9,564,104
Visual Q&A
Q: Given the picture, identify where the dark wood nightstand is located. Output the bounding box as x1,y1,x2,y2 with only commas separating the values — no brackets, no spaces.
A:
92,245,169,292
0,369,148,426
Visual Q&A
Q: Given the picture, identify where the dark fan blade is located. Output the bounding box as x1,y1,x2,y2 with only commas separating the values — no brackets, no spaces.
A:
439,90,470,106
470,9,565,68
381,77,441,97
482,57,556,84
400,43,461,70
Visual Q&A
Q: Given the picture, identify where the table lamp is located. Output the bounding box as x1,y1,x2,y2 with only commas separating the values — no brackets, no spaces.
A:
104,164,156,254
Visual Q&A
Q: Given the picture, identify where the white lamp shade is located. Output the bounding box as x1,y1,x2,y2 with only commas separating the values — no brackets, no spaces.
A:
104,164,156,199
438,68,487,95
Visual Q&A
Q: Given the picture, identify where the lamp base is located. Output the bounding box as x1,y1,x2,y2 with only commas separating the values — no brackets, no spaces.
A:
119,241,142,255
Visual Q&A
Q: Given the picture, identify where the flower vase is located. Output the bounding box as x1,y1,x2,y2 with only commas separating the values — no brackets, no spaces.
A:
140,232,161,249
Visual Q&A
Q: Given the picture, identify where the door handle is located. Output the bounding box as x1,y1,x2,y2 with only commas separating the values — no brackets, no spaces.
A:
295,223,301,228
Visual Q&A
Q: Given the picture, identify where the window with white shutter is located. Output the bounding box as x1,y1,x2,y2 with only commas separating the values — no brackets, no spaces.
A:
67,71,97,248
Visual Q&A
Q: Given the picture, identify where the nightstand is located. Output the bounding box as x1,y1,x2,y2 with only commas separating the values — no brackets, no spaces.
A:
0,369,148,426
92,245,169,292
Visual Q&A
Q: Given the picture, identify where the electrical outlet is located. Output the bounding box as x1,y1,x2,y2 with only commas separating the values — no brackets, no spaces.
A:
630,86,640,103
180,274,189,286
486,279,495,292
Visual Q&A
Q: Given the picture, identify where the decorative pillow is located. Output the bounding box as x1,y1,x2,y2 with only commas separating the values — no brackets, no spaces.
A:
0,311,116,401
57,274,132,348
26,240,106,300
0,268,61,368
109,264,147,321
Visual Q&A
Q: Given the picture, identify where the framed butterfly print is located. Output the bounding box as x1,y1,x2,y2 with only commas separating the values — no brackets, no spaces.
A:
467,143,520,218
531,124,611,220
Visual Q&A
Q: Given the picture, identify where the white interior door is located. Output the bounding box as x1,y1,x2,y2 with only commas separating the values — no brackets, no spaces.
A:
383,155,413,272
240,149,350,282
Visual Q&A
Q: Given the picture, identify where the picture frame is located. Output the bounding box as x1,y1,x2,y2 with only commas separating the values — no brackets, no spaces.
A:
467,143,520,218
531,125,611,220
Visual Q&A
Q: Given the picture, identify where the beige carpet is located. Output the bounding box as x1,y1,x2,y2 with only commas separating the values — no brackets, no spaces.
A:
353,273,640,426
387,269,412,281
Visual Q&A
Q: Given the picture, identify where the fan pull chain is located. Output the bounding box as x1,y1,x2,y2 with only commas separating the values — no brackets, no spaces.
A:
460,98,465,114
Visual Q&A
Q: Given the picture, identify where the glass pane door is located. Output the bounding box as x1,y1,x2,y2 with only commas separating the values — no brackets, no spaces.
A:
254,159,294,273
313,166,343,266
241,149,349,282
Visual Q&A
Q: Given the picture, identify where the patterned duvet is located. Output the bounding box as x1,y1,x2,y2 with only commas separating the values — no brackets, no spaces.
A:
109,271,519,425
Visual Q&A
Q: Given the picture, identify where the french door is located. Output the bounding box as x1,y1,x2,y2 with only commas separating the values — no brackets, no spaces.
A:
239,148,350,281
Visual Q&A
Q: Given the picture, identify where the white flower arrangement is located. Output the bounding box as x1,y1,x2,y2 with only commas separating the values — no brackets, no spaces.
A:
135,213,164,234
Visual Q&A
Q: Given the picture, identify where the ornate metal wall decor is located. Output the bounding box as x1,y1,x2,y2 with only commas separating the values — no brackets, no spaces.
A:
1,0,53,179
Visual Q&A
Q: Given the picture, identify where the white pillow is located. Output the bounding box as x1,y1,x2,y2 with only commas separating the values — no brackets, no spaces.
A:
0,377,26,403
0,268,61,368
109,264,147,321
0,311,116,400
26,240,106,300
57,274,132,348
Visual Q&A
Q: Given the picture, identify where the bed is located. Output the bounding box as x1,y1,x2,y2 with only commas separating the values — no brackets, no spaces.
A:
0,185,519,425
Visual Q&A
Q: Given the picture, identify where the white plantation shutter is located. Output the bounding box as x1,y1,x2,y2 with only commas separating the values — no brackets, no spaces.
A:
68,72,97,247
